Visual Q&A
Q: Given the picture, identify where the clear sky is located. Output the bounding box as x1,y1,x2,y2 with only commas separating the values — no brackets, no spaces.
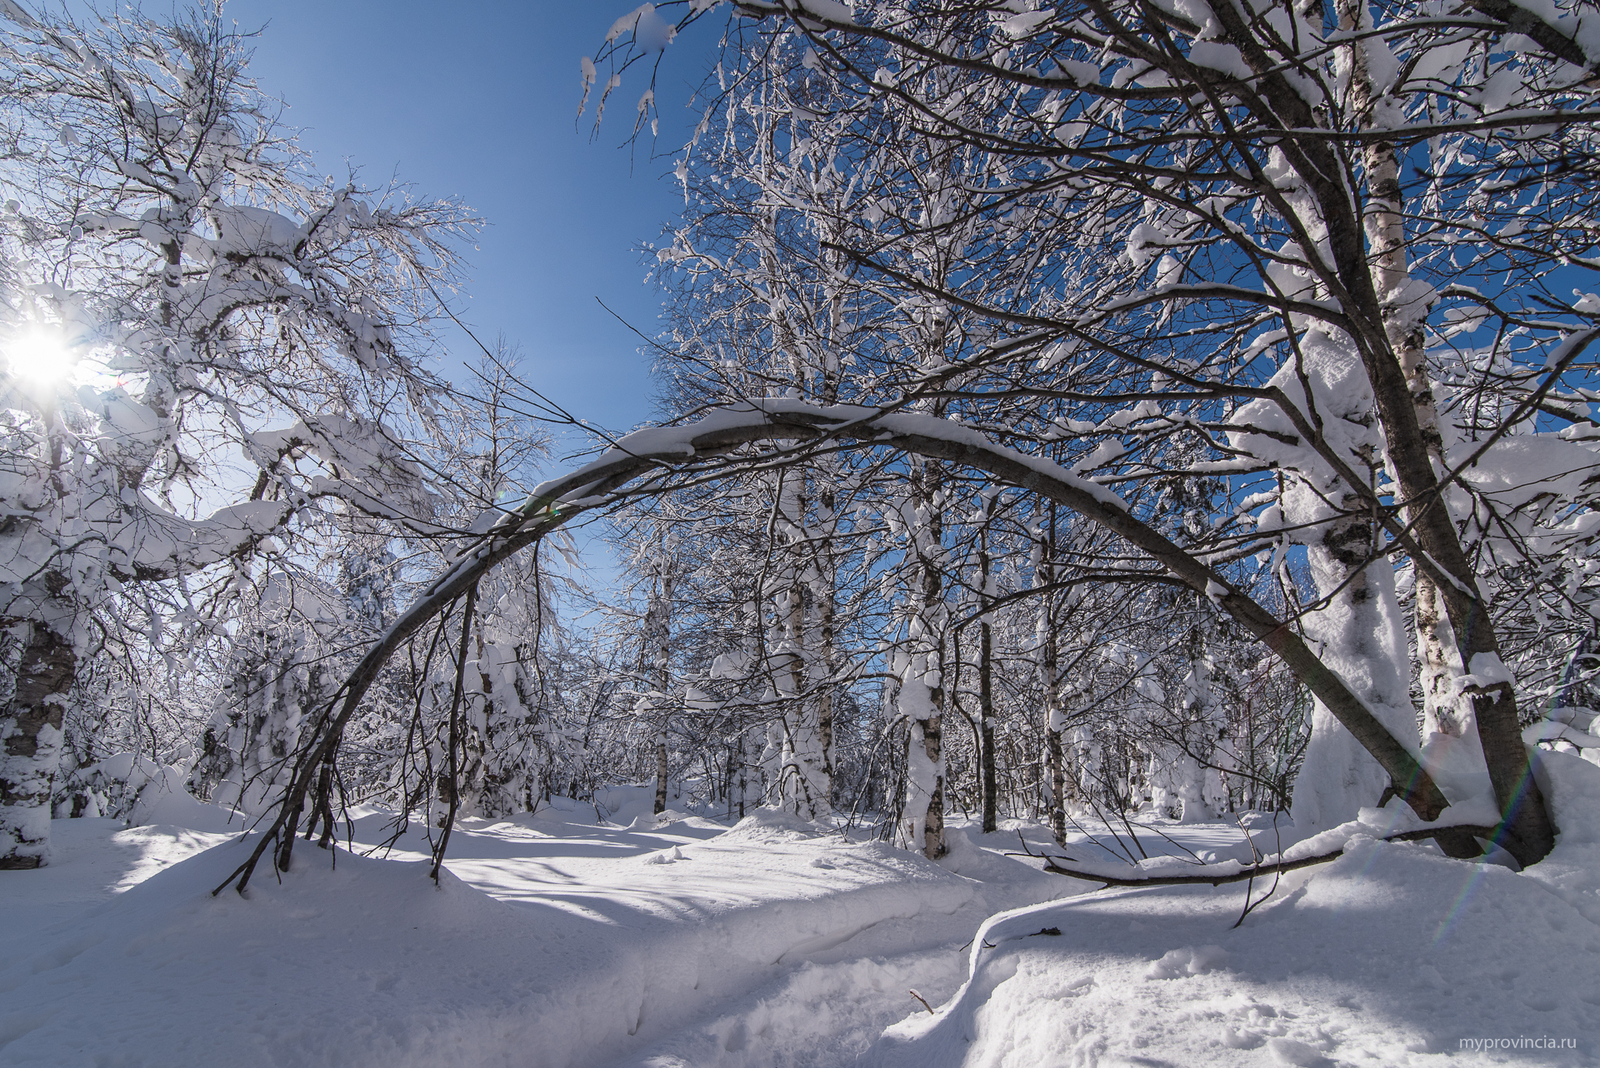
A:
228,1,713,469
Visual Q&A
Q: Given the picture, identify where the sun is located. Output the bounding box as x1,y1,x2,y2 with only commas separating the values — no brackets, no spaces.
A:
5,327,75,385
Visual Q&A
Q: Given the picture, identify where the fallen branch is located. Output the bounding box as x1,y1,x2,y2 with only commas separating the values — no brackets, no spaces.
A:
1031,825,1502,888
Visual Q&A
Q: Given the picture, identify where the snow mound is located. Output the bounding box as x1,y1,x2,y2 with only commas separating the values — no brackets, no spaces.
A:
1146,943,1229,979
1526,748,1600,928
721,805,831,842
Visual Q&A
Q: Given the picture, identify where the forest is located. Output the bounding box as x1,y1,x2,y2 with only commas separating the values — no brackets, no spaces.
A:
4,0,1600,1065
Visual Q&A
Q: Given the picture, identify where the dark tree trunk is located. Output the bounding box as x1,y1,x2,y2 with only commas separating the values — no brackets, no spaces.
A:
980,613,997,835
1,617,77,869
921,709,945,859
653,738,668,816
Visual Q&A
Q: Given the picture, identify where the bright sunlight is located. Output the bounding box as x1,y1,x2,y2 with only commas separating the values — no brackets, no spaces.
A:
5,326,75,385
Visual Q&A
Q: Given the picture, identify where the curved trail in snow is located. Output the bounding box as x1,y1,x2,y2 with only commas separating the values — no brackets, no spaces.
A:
0,795,1071,1068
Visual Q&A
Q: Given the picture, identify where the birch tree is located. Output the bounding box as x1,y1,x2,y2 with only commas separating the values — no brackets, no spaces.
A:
203,0,1600,887
592,0,1600,863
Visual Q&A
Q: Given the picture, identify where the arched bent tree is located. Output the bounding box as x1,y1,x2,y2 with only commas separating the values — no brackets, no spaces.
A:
214,398,1547,895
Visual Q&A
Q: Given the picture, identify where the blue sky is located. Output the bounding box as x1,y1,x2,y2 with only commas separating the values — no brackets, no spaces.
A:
229,1,715,468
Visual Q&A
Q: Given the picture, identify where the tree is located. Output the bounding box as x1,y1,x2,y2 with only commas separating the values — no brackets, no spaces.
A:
0,2,471,866
209,0,1600,888
604,0,1600,864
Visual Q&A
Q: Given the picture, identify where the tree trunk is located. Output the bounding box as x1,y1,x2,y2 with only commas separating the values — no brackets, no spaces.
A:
1046,726,1067,845
901,459,947,859
1332,0,1555,864
1288,483,1415,833
921,703,940,863
979,584,997,835
813,503,837,817
653,737,668,816
647,558,673,818
1039,509,1067,845
1,617,76,868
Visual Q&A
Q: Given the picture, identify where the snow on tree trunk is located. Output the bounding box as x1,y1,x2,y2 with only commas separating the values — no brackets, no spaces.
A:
1070,724,1102,809
1034,509,1069,843
896,462,948,860
1170,611,1225,824
978,530,998,834
0,614,75,868
808,485,839,816
1287,495,1415,832
774,582,828,819
644,563,673,818
1234,328,1422,833
1205,730,1236,816
197,576,341,819
897,661,945,860
464,633,541,820
1412,577,1494,803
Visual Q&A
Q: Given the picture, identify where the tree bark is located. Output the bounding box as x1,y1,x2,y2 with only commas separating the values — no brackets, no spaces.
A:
647,561,673,818
979,532,997,834
1327,0,1555,864
653,738,669,817
1039,510,1068,845
904,458,947,860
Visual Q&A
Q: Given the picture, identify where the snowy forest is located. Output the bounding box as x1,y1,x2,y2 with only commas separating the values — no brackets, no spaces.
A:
5,0,1600,1065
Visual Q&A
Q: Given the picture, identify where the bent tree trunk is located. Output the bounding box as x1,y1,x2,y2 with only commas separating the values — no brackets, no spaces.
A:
220,401,1539,893
1,614,76,868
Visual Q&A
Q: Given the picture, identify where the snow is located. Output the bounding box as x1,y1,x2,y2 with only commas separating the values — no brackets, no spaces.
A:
871,830,1600,1067
6,763,1600,1067
0,801,1061,1067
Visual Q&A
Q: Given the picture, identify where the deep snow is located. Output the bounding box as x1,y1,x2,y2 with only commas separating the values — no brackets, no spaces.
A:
3,760,1599,1067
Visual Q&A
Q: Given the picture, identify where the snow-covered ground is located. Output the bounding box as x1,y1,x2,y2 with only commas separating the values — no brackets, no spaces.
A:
4,756,1599,1067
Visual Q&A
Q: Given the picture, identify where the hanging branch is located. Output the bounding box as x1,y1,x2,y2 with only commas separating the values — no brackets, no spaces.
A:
1232,814,1284,929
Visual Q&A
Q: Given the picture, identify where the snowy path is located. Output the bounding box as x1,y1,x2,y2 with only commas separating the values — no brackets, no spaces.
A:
0,800,1065,1068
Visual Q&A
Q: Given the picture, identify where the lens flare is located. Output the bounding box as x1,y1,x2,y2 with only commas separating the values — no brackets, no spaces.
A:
6,327,75,385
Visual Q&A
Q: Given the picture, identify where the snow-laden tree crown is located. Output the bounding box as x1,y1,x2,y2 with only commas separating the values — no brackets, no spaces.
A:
8,0,1600,899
